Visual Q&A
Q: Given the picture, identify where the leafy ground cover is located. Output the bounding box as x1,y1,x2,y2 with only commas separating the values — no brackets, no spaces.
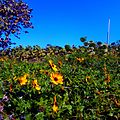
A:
0,41,120,120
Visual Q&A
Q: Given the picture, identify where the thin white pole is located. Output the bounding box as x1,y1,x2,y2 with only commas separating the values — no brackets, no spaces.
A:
107,18,110,45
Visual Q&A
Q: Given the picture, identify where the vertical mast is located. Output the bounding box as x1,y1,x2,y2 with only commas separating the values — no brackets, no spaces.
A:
107,18,110,45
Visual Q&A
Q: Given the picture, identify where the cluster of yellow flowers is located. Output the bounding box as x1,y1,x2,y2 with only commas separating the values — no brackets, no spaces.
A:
49,60,63,85
15,60,64,113
0,57,8,62
48,60,64,113
18,74,41,91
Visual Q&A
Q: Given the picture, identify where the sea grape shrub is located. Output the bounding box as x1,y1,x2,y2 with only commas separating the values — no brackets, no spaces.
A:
0,0,33,49
65,44,72,52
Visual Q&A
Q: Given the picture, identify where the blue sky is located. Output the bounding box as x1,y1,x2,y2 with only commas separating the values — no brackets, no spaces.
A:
11,0,120,48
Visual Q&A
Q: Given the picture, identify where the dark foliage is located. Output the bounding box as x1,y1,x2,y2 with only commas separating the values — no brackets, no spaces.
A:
0,0,33,50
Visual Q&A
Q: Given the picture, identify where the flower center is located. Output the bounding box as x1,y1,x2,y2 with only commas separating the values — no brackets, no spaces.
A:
54,77,58,81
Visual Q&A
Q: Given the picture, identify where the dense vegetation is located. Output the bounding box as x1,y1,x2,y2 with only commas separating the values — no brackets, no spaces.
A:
0,0,120,120
0,39,120,120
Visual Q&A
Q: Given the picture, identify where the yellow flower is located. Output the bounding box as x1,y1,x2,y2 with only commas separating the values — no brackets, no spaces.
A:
0,57,8,62
32,80,41,90
50,73,63,85
104,74,110,83
85,76,90,82
0,57,4,62
18,74,29,85
13,76,17,81
76,57,84,62
114,99,120,107
58,60,62,67
53,104,58,113
95,90,101,95
53,96,58,113
49,60,58,72
61,86,64,91
9,84,13,92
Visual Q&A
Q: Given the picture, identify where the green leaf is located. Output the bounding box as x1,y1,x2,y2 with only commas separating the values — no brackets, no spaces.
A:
35,113,44,120
25,114,32,120
0,89,4,99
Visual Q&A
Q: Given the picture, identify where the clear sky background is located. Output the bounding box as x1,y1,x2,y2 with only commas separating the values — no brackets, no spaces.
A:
11,0,120,48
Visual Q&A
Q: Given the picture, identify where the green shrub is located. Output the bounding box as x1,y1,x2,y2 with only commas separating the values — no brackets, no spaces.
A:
0,42,120,120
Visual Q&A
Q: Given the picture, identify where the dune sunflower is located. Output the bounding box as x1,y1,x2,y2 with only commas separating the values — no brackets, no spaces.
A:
85,76,90,82
49,60,58,72
50,73,63,85
18,74,29,85
52,96,58,113
32,80,41,90
76,57,84,62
